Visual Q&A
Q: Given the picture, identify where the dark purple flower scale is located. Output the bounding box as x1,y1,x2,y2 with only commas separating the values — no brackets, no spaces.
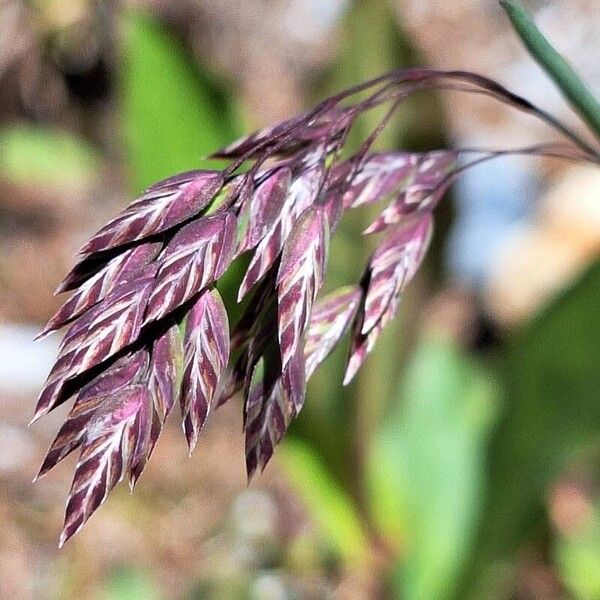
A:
362,151,456,234
35,350,148,480
80,171,224,255
143,212,236,324
59,385,150,547
361,213,433,335
148,323,183,423
180,288,230,453
237,167,292,255
238,154,326,301
39,243,161,338
276,206,329,369
304,286,362,379
33,68,596,545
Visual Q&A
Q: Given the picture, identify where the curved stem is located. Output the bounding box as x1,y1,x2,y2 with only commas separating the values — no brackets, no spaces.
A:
222,65,600,176
501,0,600,142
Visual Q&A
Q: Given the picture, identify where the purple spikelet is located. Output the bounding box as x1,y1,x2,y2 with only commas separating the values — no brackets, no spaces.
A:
237,167,292,255
80,171,224,254
39,243,161,338
277,206,329,369
32,269,157,423
362,213,433,334
149,323,184,423
33,68,599,544
243,337,306,478
305,286,362,379
344,214,434,384
180,289,230,453
238,151,326,300
362,151,456,234
127,323,185,487
59,385,150,547
144,212,236,324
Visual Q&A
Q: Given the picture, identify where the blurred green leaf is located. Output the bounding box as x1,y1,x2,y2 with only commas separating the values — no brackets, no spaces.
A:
0,124,101,189
555,506,600,600
366,336,497,600
103,566,162,600
278,438,370,565
118,9,246,314
119,10,240,194
460,260,600,599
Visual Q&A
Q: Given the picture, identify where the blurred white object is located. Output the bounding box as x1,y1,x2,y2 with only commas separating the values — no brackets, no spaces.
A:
0,422,34,472
282,0,348,44
446,153,537,289
0,324,58,393
232,489,280,541
251,571,291,600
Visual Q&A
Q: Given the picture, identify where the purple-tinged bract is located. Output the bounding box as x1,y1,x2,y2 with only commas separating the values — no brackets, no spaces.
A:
238,153,326,300
277,206,329,369
149,323,184,423
362,213,433,335
39,243,161,338
180,289,230,453
237,167,292,255
143,212,236,324
59,385,151,547
305,286,362,379
363,151,456,234
80,171,224,254
344,213,433,384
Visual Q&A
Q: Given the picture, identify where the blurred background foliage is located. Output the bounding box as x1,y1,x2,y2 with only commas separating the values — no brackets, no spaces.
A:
1,0,600,599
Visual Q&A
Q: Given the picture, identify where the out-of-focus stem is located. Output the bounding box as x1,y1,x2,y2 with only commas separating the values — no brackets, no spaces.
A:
501,0,600,142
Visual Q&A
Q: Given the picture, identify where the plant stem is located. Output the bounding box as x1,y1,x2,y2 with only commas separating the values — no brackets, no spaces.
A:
500,0,600,142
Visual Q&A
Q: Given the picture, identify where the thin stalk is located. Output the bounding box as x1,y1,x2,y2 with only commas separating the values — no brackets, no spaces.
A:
501,0,600,142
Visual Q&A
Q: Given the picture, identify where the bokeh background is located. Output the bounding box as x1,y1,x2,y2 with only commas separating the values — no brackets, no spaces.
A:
1,0,600,598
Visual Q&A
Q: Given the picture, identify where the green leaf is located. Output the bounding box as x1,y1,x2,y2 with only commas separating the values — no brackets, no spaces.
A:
366,337,498,600
103,566,162,600
459,259,600,599
278,438,370,565
0,124,101,189
555,506,600,600
119,10,240,194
